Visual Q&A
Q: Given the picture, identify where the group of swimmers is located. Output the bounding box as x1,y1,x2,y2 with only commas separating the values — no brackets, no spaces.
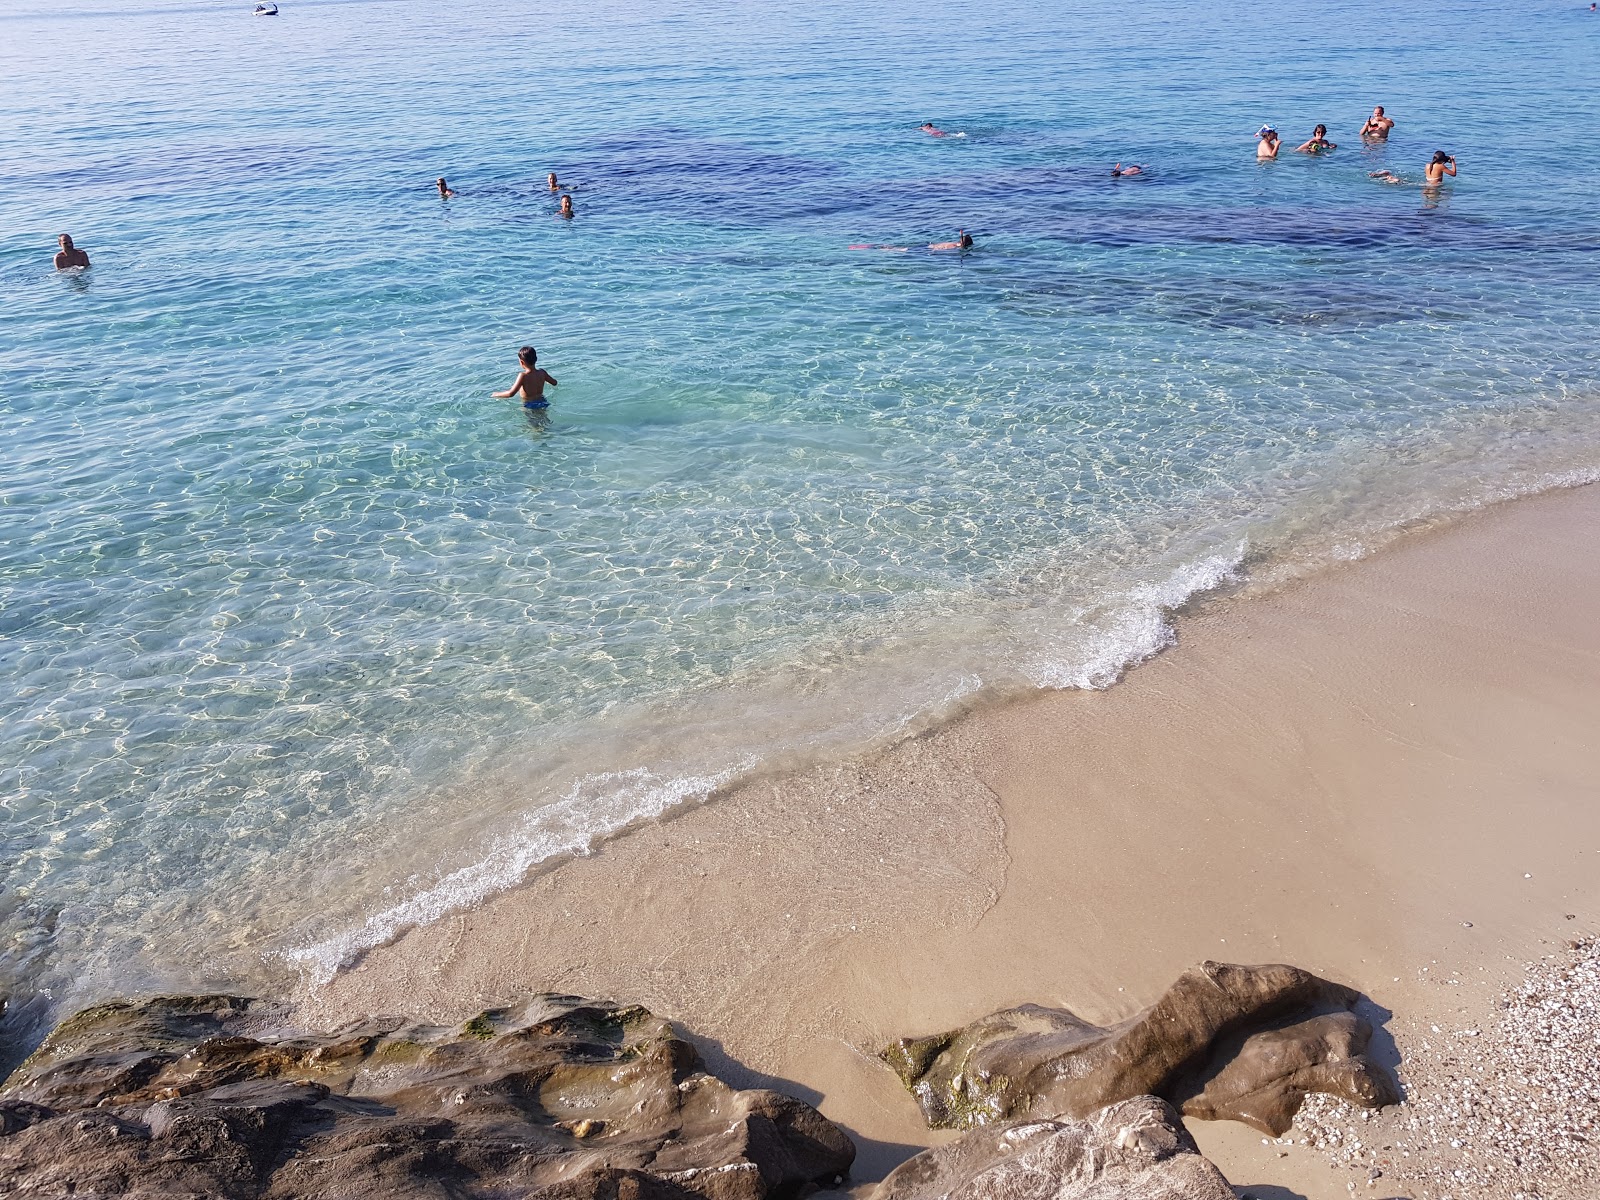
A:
50,106,1470,415
1255,105,1459,187
437,171,575,218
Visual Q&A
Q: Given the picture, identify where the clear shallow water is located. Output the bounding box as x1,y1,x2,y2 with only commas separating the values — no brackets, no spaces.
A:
3,0,1600,1036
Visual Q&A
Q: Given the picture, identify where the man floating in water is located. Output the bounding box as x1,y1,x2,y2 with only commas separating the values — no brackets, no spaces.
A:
919,122,949,137
1369,151,1458,187
493,346,559,409
851,231,972,251
54,234,90,270
560,194,575,220
1360,106,1395,139
1111,163,1146,176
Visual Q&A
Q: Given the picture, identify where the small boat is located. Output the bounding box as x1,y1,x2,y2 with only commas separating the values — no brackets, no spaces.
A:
254,3,278,14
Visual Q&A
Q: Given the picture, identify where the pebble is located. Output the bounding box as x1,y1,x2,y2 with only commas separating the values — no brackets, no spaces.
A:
1293,936,1600,1200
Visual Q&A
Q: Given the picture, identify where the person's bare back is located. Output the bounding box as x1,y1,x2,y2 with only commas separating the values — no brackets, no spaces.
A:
493,345,559,407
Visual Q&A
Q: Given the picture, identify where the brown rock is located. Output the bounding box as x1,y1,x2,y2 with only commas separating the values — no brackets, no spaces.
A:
0,993,854,1199
873,1096,1235,1200
881,961,1396,1135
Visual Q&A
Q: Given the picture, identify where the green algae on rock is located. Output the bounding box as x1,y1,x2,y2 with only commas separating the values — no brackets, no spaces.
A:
881,961,1396,1136
0,993,854,1199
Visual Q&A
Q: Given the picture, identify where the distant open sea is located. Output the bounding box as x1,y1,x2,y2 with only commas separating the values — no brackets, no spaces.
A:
3,0,1599,1048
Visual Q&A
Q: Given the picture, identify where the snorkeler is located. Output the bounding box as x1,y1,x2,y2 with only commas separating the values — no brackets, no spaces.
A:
493,345,559,408
436,177,456,198
53,234,90,270
1360,106,1395,139
1424,150,1458,185
1296,124,1337,154
928,230,974,250
1110,162,1145,176
1256,126,1281,159
559,194,574,219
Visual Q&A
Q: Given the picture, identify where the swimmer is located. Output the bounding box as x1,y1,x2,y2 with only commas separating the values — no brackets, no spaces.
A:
1256,126,1281,159
1296,124,1337,154
1110,162,1145,176
559,194,574,219
919,122,949,137
492,345,558,408
1424,150,1457,186
928,230,974,250
53,233,90,270
1360,106,1395,139
436,177,456,198
1368,169,1407,185
548,171,561,191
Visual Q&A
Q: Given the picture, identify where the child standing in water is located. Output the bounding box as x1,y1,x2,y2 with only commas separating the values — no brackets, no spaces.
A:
493,345,559,408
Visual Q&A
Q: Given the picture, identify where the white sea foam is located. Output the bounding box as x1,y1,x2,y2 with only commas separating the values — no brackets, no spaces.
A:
284,763,749,985
1025,545,1246,691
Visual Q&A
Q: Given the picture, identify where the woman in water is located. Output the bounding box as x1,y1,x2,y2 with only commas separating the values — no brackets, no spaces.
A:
1296,124,1337,154
1424,151,1457,186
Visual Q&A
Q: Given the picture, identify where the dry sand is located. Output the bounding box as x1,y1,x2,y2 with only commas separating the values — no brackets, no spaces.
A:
298,483,1600,1200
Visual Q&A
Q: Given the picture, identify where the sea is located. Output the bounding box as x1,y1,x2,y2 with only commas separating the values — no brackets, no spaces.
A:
3,0,1600,1055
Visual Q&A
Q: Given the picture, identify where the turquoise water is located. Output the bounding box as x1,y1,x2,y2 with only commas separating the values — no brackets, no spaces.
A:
4,0,1600,1039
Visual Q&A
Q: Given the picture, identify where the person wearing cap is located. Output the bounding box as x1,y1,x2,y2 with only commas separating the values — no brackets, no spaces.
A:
1256,126,1281,159
1360,106,1395,139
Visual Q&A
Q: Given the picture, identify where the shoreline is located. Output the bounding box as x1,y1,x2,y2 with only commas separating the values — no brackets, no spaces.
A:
298,479,1600,1198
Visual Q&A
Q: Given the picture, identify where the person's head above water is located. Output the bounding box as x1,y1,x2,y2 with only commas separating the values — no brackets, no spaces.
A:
1372,106,1386,117
1432,150,1452,164
959,230,973,248
518,346,538,369
1313,124,1328,138
559,194,574,216
58,234,74,250
548,172,559,190
1257,125,1277,139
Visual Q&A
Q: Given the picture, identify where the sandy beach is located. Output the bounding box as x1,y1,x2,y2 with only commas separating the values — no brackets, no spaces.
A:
297,482,1600,1200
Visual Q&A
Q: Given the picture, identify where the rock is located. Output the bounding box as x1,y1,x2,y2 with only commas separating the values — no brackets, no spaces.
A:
0,993,854,1199
881,961,1396,1136
874,1096,1234,1200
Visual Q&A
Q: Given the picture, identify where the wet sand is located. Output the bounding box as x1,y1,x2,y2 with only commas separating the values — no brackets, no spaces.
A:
298,482,1600,1200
